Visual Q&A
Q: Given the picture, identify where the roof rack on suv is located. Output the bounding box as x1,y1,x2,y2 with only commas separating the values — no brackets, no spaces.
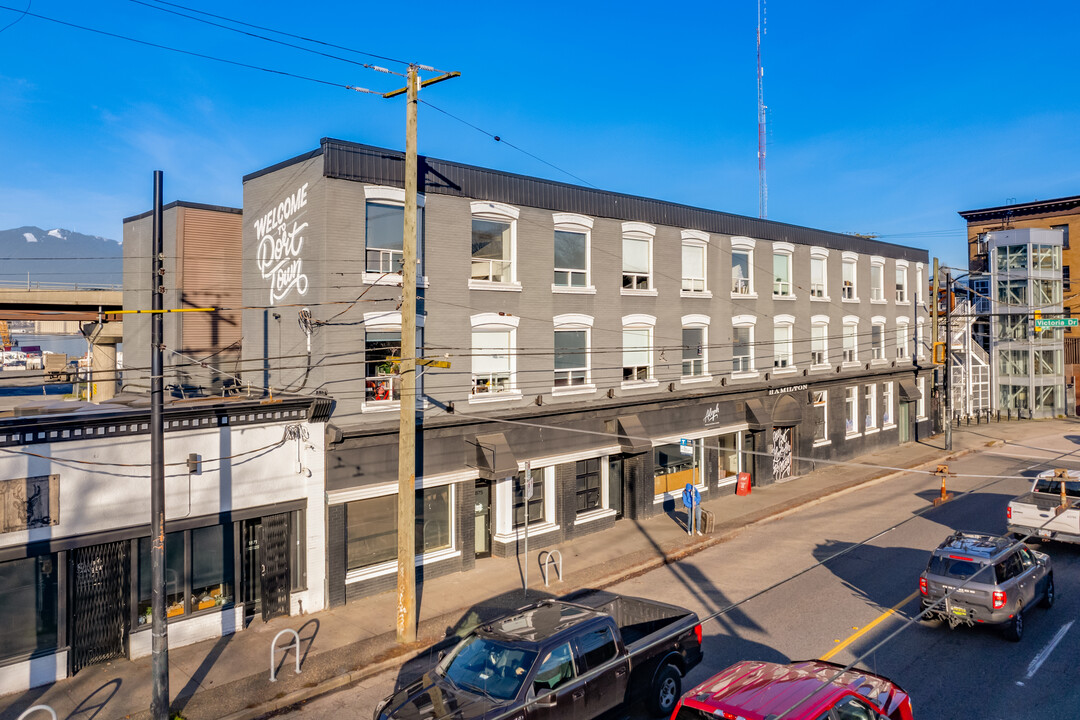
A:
939,531,1011,558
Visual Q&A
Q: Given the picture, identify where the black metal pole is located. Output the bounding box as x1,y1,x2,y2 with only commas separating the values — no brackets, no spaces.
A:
944,271,952,451
150,170,170,720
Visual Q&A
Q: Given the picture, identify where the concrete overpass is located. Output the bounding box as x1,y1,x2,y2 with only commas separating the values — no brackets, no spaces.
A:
0,286,123,321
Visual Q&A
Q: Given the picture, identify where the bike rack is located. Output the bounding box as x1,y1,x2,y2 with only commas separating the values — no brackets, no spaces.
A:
16,706,57,720
269,628,302,682
539,549,563,587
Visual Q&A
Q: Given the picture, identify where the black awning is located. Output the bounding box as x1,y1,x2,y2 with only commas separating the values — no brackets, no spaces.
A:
745,399,771,430
772,394,804,427
616,415,651,454
899,378,922,401
469,433,519,480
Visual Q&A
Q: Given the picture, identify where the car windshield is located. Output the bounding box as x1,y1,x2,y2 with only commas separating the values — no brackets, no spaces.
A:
928,555,986,580
437,634,537,701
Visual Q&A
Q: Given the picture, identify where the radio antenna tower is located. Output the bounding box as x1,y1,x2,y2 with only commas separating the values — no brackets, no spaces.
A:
757,0,767,219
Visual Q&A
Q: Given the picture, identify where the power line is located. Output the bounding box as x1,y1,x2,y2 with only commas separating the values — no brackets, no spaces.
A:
0,3,384,94
127,0,407,77
0,0,28,35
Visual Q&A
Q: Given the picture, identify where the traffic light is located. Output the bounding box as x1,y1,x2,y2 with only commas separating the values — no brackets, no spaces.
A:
932,341,946,365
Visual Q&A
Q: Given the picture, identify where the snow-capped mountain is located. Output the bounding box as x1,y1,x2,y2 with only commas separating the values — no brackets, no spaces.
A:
0,226,122,286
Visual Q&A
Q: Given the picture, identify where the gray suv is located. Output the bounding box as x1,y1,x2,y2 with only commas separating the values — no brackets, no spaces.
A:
919,531,1053,641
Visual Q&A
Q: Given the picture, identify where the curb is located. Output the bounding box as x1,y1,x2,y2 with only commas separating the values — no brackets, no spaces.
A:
228,441,983,720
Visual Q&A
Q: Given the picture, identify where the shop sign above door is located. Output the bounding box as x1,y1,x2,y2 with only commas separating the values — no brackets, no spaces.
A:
768,383,807,396
703,403,721,426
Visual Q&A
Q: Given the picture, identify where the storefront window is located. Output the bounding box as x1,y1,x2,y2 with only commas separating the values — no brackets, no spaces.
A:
654,441,700,495
138,532,187,623
575,458,602,513
346,487,453,571
513,471,546,527
0,554,59,661
718,433,739,479
191,525,234,612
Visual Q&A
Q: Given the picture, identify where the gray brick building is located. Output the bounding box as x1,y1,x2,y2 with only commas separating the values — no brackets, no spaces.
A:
241,139,933,601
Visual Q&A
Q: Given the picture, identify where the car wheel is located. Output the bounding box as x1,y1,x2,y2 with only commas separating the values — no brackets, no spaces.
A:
1004,606,1024,642
1042,574,1055,609
649,664,682,717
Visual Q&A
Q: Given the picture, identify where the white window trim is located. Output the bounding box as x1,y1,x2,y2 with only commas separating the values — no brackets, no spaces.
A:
622,222,657,296
552,314,595,395
574,457,618,526
810,314,830,370
915,263,925,307
772,242,796,300
772,314,797,374
470,201,521,291
842,315,861,368
864,384,878,433
841,251,860,303
845,386,861,438
917,377,928,419
895,259,910,305
809,246,830,302
730,237,757,298
813,389,830,447
552,212,596,294
469,313,520,404
622,314,658,389
361,311,423,414
916,317,926,359
363,185,429,287
731,314,758,379
493,466,560,542
681,230,712,298
895,317,911,362
870,256,887,304
343,482,458,583
871,316,888,365
651,436,707,503
882,381,896,429
680,314,712,383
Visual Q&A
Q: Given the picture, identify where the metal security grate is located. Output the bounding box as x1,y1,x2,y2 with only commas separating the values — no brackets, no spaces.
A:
70,541,129,673
261,514,291,622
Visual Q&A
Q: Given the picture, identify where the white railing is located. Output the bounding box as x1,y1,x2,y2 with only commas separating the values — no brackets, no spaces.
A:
0,279,122,291
472,372,512,394
366,248,402,274
471,258,512,283
732,277,751,294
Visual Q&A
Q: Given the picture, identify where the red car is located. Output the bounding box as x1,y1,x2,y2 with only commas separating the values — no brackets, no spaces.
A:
671,659,914,720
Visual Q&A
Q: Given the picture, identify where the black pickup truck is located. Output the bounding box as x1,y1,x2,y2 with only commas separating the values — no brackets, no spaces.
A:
374,592,704,719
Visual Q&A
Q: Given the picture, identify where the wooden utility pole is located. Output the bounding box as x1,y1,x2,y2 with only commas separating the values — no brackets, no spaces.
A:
385,65,459,644
944,270,953,451
932,258,940,435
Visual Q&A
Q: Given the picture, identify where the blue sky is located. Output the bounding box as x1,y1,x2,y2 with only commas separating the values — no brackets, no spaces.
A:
2,1,1079,270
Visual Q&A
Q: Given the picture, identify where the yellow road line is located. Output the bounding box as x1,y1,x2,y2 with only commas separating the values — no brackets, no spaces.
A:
820,590,919,661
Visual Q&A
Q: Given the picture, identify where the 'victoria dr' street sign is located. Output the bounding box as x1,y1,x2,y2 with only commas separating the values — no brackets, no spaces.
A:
1035,318,1078,328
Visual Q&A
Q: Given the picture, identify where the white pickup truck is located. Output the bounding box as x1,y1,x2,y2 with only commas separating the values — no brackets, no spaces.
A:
1007,470,1080,543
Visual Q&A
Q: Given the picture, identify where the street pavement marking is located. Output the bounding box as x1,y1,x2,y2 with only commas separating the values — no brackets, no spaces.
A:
820,591,918,662
1025,620,1073,680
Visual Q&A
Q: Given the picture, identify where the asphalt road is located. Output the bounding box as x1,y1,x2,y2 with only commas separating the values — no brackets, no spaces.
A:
277,425,1080,720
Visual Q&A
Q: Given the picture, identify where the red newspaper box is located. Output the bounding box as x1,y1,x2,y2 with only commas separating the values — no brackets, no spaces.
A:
736,472,752,496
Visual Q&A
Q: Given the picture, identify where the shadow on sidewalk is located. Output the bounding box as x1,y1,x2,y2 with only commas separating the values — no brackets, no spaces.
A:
68,677,121,720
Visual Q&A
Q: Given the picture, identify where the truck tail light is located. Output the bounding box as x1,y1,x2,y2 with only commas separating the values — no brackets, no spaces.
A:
1006,506,1012,520
693,623,702,645
993,590,1006,609
919,577,928,596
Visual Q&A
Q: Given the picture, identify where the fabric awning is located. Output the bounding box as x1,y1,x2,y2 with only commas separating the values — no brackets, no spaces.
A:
899,378,922,401
745,399,771,430
469,433,519,480
616,415,651,454
772,394,804,427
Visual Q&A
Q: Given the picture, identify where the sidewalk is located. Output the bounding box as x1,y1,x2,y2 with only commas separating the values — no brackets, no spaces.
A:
0,420,1046,720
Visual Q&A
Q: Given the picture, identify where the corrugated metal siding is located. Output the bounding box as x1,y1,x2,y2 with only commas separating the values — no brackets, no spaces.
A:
178,207,243,359
321,138,928,262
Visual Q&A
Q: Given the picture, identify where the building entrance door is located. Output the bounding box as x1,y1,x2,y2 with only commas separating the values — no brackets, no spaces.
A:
608,457,624,518
242,514,291,623
69,541,129,674
772,427,793,481
474,480,492,558
899,402,911,443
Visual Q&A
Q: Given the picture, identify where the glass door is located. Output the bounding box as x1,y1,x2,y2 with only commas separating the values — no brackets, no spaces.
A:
474,481,492,559
899,402,911,443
